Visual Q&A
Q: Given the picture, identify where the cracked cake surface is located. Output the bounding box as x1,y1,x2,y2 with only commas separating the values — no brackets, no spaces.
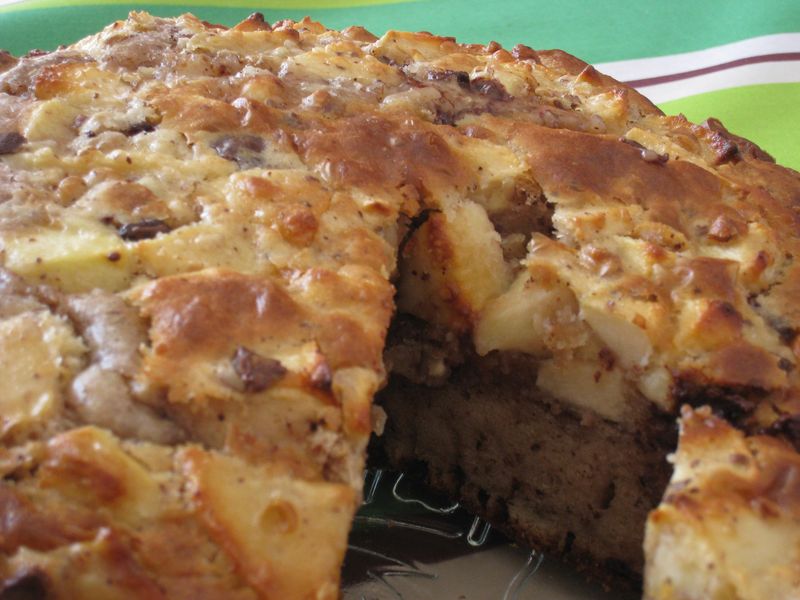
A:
1,10,799,599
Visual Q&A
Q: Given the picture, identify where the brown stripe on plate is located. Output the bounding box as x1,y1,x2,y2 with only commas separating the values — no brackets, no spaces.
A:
624,52,800,87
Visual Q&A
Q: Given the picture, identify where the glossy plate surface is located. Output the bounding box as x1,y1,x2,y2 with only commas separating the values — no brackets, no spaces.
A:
342,470,639,600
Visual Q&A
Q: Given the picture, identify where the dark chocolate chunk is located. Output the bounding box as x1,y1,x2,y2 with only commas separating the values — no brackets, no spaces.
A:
210,134,265,169
762,414,800,452
433,108,457,126
619,137,668,164
469,76,509,101
0,132,26,155
117,219,171,241
0,569,49,600
426,69,470,89
232,346,287,393
640,147,669,164
425,69,510,100
122,122,156,137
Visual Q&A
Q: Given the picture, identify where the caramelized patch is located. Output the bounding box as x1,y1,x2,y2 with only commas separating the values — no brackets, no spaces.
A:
318,314,384,371
137,270,302,359
706,342,786,390
96,182,168,221
277,205,318,246
702,117,775,163
692,300,744,346
40,430,127,504
0,486,95,552
296,115,469,199
673,257,738,302
153,94,241,133
507,121,723,225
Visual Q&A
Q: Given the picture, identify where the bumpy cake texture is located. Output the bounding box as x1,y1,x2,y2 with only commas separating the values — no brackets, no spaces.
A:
0,11,799,599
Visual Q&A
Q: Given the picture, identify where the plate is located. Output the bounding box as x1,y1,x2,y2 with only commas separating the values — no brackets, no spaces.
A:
343,470,639,599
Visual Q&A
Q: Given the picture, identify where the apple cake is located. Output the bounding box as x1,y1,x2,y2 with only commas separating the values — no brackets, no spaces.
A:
1,11,799,599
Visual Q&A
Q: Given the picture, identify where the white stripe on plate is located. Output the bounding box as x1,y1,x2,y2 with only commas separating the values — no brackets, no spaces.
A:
595,33,800,82
635,59,800,104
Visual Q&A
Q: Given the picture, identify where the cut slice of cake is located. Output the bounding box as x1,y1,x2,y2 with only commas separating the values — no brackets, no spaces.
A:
646,406,800,600
0,13,403,598
1,10,800,599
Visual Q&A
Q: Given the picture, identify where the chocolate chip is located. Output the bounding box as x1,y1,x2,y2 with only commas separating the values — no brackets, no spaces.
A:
619,137,646,150
0,132,26,155
117,219,171,241
232,346,286,393
426,69,470,89
469,76,509,101
0,569,49,600
762,414,800,448
122,122,155,137
433,108,457,126
640,147,669,164
619,137,668,164
210,134,265,169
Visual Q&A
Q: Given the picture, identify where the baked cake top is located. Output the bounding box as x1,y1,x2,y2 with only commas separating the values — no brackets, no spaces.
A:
1,10,800,598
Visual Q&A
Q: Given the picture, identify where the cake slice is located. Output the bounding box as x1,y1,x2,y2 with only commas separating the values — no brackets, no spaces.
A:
1,10,800,599
646,407,800,600
0,13,404,598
